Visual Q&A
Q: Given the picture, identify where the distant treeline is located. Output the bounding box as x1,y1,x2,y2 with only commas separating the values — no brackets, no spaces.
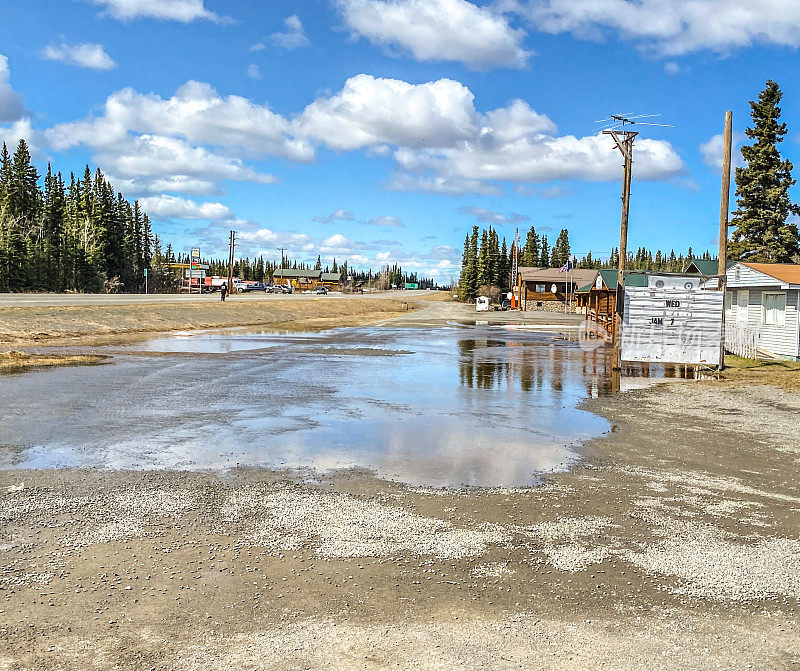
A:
458,223,711,301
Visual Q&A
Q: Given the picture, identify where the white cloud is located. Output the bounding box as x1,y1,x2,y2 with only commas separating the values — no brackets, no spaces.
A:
394,132,684,185
246,64,261,79
0,54,25,123
0,118,45,156
270,15,311,50
458,206,529,225
86,0,221,22
41,41,116,70
313,209,355,223
92,134,279,192
138,194,233,220
335,0,530,69
501,0,800,56
238,228,313,247
385,172,504,196
294,74,480,151
367,215,404,227
48,80,312,162
699,131,745,171
663,61,681,75
319,233,364,254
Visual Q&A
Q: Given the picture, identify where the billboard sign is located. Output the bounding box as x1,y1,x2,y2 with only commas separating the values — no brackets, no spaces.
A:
621,286,723,366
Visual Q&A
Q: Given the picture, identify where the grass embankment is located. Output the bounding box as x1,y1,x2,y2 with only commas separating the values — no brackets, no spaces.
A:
720,354,800,390
0,350,108,374
0,297,415,346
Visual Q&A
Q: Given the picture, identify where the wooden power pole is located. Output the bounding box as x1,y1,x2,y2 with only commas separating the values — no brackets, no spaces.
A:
718,111,733,371
718,111,733,277
604,129,638,369
227,229,236,294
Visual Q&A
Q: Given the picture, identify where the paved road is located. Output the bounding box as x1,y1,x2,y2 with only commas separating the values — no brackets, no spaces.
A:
0,289,434,307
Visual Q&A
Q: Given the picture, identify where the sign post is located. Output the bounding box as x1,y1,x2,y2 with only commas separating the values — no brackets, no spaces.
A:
190,247,201,294
144,268,148,295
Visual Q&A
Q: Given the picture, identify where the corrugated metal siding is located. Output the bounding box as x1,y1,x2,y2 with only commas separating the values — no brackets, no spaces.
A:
622,288,724,365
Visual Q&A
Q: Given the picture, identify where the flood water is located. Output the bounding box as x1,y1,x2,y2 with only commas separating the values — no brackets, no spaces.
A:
1,325,636,487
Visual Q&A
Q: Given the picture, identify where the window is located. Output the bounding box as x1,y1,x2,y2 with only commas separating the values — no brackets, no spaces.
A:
737,290,749,323
535,284,546,292
763,293,786,327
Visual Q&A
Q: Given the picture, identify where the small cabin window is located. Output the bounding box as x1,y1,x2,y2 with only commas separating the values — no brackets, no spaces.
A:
535,284,545,292
763,293,786,327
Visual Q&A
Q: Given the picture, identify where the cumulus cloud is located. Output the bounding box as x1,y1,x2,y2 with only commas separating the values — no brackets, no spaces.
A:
393,132,684,185
458,206,529,225
0,54,26,123
335,0,530,69
367,215,404,227
270,15,311,50
313,209,355,224
86,0,221,22
238,228,313,247
293,74,683,193
138,194,234,220
699,131,745,171
501,0,800,56
40,41,116,70
319,233,364,254
294,74,479,151
48,80,312,161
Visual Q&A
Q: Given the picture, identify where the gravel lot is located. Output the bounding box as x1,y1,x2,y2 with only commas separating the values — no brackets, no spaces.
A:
1,377,799,669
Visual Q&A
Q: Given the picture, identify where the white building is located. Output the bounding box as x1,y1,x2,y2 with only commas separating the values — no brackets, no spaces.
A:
726,262,800,360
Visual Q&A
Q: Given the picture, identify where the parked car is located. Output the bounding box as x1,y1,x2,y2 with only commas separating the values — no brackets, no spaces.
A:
315,286,328,295
270,284,292,294
248,282,268,292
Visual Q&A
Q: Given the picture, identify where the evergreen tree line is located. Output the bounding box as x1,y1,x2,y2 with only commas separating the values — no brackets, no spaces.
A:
458,225,572,301
0,140,159,292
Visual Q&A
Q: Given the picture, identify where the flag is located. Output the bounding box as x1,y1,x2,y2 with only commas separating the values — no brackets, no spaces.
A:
556,260,572,273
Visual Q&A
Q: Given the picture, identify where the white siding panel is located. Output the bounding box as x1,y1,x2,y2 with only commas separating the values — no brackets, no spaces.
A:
727,263,785,288
755,289,799,358
622,288,724,365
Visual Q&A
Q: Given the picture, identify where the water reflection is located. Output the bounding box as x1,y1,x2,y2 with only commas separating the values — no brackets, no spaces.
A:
0,326,630,487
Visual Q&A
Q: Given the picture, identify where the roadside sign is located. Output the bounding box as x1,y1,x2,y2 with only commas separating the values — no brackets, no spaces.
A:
405,282,419,290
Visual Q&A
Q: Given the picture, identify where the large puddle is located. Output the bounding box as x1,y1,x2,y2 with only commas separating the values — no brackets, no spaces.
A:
1,325,636,487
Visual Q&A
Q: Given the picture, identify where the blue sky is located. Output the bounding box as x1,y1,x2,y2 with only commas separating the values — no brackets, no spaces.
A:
1,0,800,280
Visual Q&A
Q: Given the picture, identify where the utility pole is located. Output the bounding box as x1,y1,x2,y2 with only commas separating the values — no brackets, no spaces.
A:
512,228,520,309
718,110,733,371
227,230,236,295
604,128,637,368
276,246,285,269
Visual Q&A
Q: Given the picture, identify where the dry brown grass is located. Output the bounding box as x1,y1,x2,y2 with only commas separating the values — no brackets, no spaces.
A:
0,297,414,346
718,355,800,390
0,350,108,374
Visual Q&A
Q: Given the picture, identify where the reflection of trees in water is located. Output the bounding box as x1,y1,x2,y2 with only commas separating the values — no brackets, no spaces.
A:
458,338,617,396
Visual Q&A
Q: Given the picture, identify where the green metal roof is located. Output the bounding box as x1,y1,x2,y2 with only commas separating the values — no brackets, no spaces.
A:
683,258,734,275
319,272,341,282
273,268,321,278
596,269,649,289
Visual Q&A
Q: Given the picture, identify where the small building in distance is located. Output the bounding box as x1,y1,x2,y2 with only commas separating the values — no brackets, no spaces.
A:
726,262,800,360
319,272,342,289
517,267,597,312
272,268,321,290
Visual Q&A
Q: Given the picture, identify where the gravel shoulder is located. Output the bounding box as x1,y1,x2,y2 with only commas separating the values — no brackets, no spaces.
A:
1,376,799,669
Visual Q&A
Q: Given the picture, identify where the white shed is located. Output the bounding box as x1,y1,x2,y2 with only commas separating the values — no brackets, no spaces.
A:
726,262,800,360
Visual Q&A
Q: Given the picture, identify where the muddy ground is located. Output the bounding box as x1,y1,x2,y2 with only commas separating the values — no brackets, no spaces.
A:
1,377,799,669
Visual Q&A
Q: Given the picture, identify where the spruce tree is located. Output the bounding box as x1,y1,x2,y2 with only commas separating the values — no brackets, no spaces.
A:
730,80,800,262
521,226,539,266
539,235,550,268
